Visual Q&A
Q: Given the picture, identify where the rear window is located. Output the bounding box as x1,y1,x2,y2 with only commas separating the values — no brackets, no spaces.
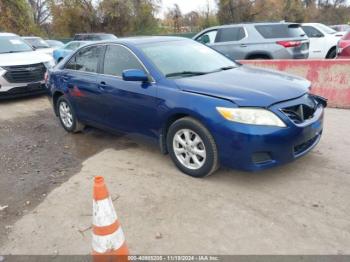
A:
255,24,305,39
216,27,246,42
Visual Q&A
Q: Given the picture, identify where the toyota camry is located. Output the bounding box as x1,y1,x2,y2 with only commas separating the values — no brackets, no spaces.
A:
47,37,326,177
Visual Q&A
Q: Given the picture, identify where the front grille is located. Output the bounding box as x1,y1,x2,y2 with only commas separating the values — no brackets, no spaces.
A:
3,63,46,83
281,96,317,124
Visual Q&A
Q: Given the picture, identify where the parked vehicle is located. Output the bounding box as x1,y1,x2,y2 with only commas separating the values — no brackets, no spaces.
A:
0,33,55,99
47,37,326,177
337,31,350,56
330,24,350,32
337,45,350,59
22,36,54,56
193,22,309,60
73,33,117,41
46,40,64,48
53,41,90,63
301,23,346,59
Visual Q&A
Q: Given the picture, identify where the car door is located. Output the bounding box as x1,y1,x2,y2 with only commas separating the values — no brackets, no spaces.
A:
302,26,326,58
210,26,247,60
97,44,159,137
63,44,106,123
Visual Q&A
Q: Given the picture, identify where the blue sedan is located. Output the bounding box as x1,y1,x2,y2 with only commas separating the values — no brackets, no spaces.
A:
53,41,90,63
47,37,326,177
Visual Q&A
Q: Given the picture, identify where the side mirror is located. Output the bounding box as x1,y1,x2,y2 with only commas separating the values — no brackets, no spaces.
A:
312,33,323,38
122,69,149,82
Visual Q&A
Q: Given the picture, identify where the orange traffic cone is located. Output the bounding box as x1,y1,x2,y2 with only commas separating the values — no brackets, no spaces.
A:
92,176,129,261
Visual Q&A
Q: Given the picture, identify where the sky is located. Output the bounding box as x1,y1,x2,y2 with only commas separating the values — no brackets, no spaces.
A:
158,0,217,18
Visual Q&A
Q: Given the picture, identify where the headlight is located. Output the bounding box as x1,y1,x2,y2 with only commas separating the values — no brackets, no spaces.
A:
216,107,286,127
44,59,55,69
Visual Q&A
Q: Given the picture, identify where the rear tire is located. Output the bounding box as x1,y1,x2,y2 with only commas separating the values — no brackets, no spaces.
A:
56,96,84,133
167,117,219,178
326,48,337,59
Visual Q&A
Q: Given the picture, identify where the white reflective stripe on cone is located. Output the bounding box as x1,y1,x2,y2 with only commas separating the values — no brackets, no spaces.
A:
92,226,126,253
93,197,118,227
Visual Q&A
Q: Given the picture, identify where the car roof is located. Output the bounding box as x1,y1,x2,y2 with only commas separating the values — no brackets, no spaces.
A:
93,36,188,46
22,36,42,39
0,32,18,37
301,23,321,26
197,22,300,31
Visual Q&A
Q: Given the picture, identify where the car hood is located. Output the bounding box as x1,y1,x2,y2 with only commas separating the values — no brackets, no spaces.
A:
174,65,310,107
34,48,55,56
0,51,53,67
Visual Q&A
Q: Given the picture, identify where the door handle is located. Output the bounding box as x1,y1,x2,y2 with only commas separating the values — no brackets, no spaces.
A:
98,81,108,91
62,76,69,82
240,44,248,48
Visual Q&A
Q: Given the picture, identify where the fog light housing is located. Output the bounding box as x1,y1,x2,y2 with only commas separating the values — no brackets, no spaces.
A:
252,152,272,164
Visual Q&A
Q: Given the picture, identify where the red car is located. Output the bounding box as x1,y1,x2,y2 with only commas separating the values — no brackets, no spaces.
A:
337,31,350,58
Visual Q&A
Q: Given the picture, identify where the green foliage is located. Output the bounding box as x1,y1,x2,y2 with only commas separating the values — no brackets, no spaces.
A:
0,0,40,35
216,0,350,25
1,0,350,38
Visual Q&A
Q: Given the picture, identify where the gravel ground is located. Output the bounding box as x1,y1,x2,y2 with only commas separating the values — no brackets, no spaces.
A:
0,96,350,255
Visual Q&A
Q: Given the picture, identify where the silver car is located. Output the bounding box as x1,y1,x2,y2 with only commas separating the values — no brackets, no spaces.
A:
193,22,309,60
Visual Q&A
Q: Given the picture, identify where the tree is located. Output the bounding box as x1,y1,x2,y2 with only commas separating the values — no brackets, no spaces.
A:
0,0,39,35
282,0,305,22
217,0,257,24
165,4,183,32
131,0,160,34
28,0,50,26
97,0,133,36
49,0,97,37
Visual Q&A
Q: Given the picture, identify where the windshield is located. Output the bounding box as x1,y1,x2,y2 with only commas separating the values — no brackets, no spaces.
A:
0,36,33,54
317,24,337,34
140,40,238,78
24,38,50,49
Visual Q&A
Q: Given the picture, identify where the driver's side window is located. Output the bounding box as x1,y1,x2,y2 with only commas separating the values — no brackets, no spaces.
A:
196,30,218,45
103,45,145,77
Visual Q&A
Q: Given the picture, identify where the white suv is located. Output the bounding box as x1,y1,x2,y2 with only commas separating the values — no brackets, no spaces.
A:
301,23,346,59
0,33,55,99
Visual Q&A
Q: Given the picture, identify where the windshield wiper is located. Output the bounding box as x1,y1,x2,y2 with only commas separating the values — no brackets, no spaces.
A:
7,50,28,53
166,71,208,78
210,66,236,73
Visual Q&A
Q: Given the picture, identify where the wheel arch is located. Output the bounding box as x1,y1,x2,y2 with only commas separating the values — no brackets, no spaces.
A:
159,111,209,155
326,46,337,58
245,52,272,60
53,91,64,116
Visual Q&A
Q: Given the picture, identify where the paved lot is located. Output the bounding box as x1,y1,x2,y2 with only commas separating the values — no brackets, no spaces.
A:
0,96,349,255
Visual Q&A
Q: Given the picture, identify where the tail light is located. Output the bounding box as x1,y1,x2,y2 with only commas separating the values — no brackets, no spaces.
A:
276,41,302,48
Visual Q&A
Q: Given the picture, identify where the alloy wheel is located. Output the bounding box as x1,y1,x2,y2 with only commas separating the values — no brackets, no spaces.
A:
59,101,73,129
173,129,207,170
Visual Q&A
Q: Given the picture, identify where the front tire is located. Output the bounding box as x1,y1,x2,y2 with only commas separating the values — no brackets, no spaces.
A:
167,117,219,178
57,96,84,133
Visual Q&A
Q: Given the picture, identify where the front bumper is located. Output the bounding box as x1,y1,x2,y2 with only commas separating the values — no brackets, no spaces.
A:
213,95,324,171
0,82,47,99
